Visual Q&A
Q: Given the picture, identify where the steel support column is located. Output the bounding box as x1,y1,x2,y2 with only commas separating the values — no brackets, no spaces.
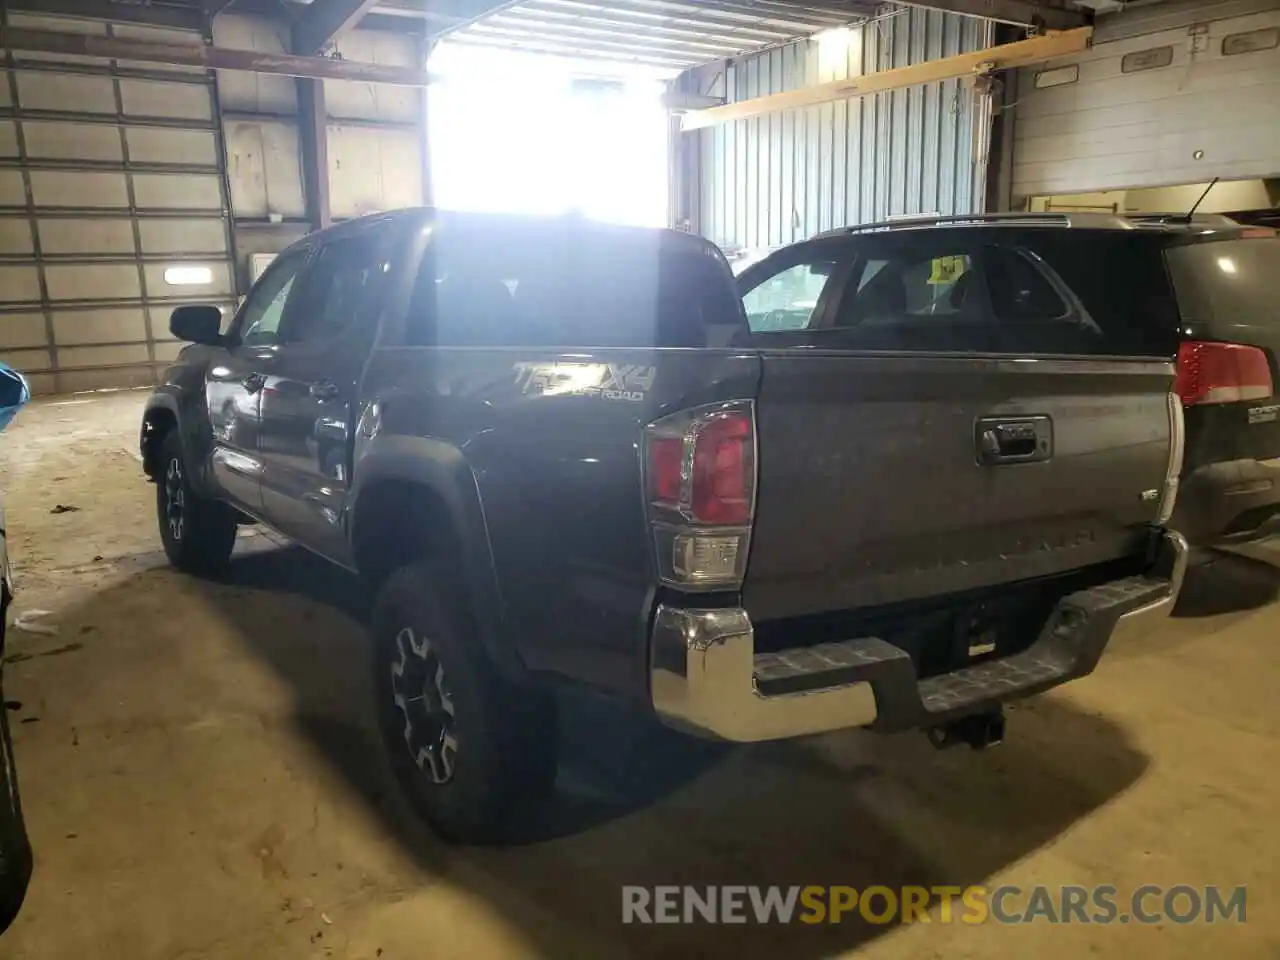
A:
297,79,332,231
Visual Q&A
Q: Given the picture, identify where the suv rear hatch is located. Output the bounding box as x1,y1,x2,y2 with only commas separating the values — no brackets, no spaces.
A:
738,227,1180,623
1166,234,1280,468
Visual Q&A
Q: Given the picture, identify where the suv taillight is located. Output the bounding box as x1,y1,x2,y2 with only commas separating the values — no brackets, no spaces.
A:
645,402,756,589
1176,340,1273,406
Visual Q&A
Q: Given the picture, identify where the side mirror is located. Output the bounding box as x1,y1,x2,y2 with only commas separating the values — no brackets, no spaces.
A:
170,305,223,345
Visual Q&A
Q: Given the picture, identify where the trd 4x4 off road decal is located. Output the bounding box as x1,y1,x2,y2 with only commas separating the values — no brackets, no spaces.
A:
512,362,656,402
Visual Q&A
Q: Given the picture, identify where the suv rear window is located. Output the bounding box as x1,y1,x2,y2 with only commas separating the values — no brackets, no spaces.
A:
405,219,747,349
1165,237,1280,324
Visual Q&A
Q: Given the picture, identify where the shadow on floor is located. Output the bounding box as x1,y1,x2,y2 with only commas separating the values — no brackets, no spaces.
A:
171,544,1150,958
1173,549,1280,619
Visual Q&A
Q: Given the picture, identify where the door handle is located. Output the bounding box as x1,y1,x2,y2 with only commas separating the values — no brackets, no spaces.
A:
310,379,341,401
242,372,266,394
975,416,1052,465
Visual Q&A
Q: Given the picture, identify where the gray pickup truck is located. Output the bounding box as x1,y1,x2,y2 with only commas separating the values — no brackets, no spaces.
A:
142,209,1187,842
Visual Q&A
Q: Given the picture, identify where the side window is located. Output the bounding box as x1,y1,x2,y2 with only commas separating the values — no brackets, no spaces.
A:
985,246,1070,322
237,250,308,347
741,260,838,332
839,246,977,327
281,232,391,346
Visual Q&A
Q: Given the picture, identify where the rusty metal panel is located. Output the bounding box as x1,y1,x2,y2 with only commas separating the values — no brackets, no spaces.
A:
112,23,207,75
692,6,993,251
327,123,423,219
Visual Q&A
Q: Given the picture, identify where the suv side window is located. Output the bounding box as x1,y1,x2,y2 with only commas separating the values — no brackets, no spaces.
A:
236,248,309,347
741,259,839,332
281,231,391,346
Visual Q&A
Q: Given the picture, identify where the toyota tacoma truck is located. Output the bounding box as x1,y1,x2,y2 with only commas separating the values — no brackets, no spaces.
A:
141,209,1187,843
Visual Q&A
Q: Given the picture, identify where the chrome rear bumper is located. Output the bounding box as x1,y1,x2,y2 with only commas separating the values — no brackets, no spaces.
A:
650,530,1188,742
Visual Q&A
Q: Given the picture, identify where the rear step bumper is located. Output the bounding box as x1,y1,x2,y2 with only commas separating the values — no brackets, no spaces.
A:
650,530,1188,742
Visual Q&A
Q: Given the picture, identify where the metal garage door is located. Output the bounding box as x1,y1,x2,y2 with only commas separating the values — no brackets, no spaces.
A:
0,12,235,395
1010,0,1280,200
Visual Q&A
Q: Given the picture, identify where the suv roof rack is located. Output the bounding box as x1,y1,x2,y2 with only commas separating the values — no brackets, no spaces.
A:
814,211,1137,237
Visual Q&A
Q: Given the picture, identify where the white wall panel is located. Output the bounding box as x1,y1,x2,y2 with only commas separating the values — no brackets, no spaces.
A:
52,308,148,346
120,78,213,121
22,121,122,162
1011,0,1280,197
0,348,52,372
224,119,306,218
0,267,42,304
0,121,16,158
45,264,141,301
0,219,33,256
328,125,423,218
133,173,223,209
138,218,227,254
0,172,24,206
0,314,49,349
38,219,135,255
15,71,116,114
57,343,151,368
125,127,219,166
29,170,129,208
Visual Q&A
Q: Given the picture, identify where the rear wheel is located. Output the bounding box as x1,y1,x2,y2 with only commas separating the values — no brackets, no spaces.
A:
155,431,237,576
372,561,557,843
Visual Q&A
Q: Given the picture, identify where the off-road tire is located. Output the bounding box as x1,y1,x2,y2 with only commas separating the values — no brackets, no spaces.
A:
155,431,237,576
372,561,558,844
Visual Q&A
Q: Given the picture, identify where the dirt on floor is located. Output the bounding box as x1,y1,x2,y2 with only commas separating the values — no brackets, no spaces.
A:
0,390,1276,959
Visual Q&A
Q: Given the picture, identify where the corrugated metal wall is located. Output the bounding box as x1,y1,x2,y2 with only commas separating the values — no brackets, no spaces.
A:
683,7,993,251
1010,0,1280,200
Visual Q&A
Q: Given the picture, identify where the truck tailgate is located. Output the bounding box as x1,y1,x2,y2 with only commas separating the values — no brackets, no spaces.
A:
743,352,1175,621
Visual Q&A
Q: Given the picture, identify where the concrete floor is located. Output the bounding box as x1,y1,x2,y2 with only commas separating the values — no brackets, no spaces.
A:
0,391,1276,959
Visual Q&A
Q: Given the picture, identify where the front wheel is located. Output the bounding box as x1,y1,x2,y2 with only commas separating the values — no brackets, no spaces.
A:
155,432,237,576
372,562,558,844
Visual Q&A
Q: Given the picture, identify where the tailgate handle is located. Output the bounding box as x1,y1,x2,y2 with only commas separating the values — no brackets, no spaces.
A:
976,416,1052,466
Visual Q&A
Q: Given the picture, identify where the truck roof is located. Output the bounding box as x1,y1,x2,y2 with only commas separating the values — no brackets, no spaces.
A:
812,211,1262,242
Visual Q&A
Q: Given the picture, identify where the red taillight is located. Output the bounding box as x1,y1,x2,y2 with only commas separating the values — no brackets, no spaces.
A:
1175,341,1273,406
649,436,684,505
691,413,752,525
645,402,756,589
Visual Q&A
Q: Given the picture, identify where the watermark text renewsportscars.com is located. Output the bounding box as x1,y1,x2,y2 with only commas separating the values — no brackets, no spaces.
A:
622,885,1247,925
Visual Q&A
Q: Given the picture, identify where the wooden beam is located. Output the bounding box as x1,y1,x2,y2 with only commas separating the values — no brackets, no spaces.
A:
292,0,381,55
681,26,1092,131
0,25,435,86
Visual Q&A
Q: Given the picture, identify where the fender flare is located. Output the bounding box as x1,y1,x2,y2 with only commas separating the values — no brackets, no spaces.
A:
347,435,523,679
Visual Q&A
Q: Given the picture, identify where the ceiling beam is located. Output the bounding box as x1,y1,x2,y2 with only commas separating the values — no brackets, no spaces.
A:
291,0,381,53
888,0,1087,31
0,24,434,84
682,25,1091,130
